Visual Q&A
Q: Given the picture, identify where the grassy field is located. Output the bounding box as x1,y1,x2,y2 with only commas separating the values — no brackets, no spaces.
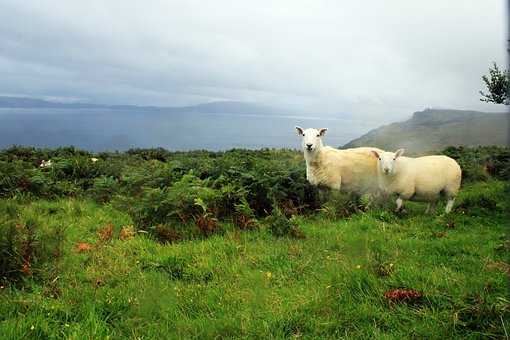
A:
1,179,508,339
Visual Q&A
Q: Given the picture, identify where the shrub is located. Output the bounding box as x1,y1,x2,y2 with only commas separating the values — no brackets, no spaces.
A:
264,207,305,239
194,198,220,236
233,197,258,230
88,176,120,203
120,161,176,196
126,147,172,162
318,191,365,219
455,193,501,216
0,145,507,225
454,181,507,216
442,146,510,182
0,161,31,197
119,172,223,228
151,225,181,243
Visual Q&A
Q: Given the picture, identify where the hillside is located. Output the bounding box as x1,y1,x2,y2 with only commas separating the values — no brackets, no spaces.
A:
0,146,509,338
343,109,509,154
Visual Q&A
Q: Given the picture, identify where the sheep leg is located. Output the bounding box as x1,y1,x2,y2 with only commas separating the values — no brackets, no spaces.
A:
368,190,386,209
445,197,455,213
395,197,404,212
426,202,436,214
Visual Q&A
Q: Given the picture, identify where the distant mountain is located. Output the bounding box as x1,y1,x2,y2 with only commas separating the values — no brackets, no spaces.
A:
0,96,102,109
343,109,509,154
0,96,281,115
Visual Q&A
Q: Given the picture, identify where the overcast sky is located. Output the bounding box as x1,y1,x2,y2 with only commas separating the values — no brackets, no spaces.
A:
0,1,507,119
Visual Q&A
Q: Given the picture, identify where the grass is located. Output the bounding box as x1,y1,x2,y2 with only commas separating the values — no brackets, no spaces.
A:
0,181,509,339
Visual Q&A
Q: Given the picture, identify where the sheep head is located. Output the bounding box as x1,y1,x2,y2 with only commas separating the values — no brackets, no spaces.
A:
295,126,327,153
372,149,404,176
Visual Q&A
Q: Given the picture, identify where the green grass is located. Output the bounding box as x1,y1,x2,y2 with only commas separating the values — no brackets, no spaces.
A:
1,181,509,339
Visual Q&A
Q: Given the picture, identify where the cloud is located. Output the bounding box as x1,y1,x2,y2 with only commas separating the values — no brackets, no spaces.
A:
0,0,507,119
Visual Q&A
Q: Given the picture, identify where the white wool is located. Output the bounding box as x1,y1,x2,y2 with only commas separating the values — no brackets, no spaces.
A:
90,158,99,163
373,149,462,213
295,126,382,194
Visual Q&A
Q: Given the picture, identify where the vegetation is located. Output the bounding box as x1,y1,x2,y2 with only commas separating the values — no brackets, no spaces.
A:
480,62,509,105
442,146,510,182
0,145,509,338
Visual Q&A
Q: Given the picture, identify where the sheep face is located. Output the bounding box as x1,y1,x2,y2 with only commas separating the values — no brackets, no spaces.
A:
295,126,327,153
372,149,404,176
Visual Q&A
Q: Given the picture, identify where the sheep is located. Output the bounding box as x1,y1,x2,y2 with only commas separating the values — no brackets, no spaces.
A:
295,126,383,195
371,149,461,213
39,160,53,168
90,157,99,163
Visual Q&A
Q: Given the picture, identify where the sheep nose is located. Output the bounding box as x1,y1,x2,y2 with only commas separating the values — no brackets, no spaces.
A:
306,143,313,149
384,168,390,174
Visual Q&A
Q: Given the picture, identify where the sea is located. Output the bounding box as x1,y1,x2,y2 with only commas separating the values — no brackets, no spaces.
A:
0,108,382,152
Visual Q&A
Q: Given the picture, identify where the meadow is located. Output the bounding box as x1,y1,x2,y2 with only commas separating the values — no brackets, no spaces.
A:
0,145,509,339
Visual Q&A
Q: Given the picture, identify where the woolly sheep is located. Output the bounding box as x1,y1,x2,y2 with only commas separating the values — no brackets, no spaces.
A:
90,158,99,163
295,126,383,195
371,149,462,213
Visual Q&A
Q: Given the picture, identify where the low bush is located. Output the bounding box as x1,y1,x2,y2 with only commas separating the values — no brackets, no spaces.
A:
264,207,305,239
88,176,120,203
442,146,510,182
0,145,508,243
318,190,366,219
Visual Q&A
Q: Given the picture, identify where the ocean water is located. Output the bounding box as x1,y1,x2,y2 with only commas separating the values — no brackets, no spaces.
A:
0,108,382,152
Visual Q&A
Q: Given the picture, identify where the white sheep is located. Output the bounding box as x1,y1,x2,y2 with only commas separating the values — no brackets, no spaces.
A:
90,157,99,163
295,126,383,195
371,149,462,213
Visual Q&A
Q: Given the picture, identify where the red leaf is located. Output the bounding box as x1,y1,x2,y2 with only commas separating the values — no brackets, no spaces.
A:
75,242,93,252
98,223,114,242
384,288,422,302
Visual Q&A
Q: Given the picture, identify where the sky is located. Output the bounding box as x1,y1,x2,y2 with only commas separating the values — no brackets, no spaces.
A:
0,1,507,120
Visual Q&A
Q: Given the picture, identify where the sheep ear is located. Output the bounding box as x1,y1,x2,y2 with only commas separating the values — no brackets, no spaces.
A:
319,128,327,136
371,150,380,159
295,126,304,136
395,149,405,158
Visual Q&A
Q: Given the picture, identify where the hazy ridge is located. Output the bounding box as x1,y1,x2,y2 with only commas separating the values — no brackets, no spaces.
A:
0,96,282,115
343,109,509,154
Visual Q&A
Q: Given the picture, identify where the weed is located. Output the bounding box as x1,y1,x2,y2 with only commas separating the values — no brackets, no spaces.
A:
152,225,181,244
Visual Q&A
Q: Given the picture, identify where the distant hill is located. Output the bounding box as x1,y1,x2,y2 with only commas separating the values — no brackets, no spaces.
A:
0,96,281,115
343,109,509,154
0,96,102,109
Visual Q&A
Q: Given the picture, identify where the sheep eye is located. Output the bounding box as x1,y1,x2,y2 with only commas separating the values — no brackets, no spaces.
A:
316,134,320,137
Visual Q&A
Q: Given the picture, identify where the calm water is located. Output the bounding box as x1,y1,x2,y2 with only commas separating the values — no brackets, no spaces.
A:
0,108,382,151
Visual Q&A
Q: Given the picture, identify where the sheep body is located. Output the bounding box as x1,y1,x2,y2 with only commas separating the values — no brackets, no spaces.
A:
375,151,461,213
306,146,382,194
295,126,383,194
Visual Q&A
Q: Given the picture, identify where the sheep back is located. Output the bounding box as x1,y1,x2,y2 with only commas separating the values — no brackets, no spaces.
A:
391,155,461,201
309,146,380,194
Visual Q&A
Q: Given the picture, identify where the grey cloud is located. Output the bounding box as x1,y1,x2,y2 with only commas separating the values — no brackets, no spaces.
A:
0,0,507,119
